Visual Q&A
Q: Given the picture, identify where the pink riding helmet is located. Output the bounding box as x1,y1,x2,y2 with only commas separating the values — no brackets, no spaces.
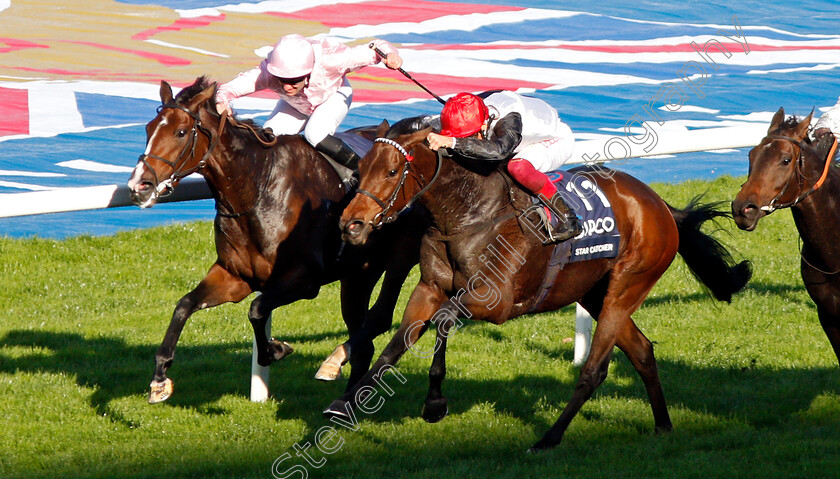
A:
266,34,315,79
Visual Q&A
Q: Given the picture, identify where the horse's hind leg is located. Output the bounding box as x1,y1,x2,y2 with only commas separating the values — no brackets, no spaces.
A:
530,319,617,452
532,265,669,451
150,264,251,404
615,319,672,432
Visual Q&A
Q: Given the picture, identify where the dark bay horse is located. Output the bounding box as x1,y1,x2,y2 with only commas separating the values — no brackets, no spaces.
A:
733,107,840,366
127,77,424,403
326,116,752,451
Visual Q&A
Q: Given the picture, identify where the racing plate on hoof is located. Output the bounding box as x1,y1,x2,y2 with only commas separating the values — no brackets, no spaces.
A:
148,378,173,404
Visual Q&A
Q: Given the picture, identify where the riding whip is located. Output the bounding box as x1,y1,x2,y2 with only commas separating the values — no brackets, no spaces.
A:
370,43,446,105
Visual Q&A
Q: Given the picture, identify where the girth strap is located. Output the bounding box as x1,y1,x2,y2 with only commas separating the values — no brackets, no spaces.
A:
529,241,572,313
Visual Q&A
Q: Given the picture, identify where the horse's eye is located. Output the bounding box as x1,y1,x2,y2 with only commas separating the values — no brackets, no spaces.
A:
782,157,792,165
177,129,187,138
388,169,398,177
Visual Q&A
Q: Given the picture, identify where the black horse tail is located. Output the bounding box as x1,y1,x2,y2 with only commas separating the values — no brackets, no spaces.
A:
669,196,752,302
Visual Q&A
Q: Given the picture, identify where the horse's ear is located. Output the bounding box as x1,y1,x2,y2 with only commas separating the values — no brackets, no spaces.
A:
160,81,173,105
376,120,389,137
768,106,785,134
793,108,815,140
186,82,218,112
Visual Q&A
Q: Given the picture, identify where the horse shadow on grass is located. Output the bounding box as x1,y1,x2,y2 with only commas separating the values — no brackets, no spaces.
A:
0,328,352,427
2,305,838,445
641,281,810,309
275,325,840,448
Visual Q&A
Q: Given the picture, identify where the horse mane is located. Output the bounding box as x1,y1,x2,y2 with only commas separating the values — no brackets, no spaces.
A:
779,115,805,132
175,75,278,147
774,115,813,144
386,115,437,139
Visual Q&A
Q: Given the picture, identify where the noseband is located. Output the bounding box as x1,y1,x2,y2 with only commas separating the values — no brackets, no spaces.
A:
138,104,229,198
759,134,835,213
355,137,442,228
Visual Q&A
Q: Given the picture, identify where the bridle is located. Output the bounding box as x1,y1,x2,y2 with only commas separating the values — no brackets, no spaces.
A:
355,137,442,228
137,103,229,199
758,133,836,213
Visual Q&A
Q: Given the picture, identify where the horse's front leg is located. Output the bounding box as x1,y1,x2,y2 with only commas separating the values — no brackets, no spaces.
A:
529,309,619,452
314,270,382,382
248,293,294,367
150,264,251,404
421,302,460,423
323,281,447,420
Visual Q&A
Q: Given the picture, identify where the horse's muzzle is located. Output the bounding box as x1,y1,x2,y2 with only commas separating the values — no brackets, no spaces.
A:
731,199,764,231
129,181,157,208
340,218,370,245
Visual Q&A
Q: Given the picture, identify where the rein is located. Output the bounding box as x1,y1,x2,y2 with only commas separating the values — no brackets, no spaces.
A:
760,134,836,213
356,138,442,228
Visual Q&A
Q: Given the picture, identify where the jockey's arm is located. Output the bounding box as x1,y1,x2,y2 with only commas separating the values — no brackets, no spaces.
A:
449,112,523,161
814,96,840,139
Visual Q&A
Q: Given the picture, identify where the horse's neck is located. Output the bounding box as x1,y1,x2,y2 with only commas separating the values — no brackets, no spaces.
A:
422,156,511,234
793,169,840,264
202,134,275,213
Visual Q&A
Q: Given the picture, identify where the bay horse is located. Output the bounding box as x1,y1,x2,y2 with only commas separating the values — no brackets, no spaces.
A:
733,107,840,366
127,77,424,403
326,116,752,451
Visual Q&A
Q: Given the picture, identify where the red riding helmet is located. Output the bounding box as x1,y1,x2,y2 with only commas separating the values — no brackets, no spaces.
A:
439,92,489,138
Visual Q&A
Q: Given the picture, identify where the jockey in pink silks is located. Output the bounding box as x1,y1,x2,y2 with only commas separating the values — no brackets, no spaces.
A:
215,33,403,169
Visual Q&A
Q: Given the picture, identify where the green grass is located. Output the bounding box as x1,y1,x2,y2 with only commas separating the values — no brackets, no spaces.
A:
1,175,839,478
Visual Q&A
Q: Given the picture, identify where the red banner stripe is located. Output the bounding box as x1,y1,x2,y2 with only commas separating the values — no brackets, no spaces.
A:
132,14,227,41
0,87,29,136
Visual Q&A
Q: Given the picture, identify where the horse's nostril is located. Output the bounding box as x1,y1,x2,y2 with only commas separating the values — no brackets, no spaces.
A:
344,220,364,236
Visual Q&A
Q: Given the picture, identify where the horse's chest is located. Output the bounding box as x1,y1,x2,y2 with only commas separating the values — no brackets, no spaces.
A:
442,241,529,322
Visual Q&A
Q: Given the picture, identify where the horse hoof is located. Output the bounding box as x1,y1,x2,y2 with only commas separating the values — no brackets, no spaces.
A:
148,378,173,404
314,363,342,381
268,339,294,362
323,399,352,420
421,397,449,423
314,344,348,381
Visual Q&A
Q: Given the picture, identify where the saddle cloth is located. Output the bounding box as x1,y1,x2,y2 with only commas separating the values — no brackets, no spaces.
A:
531,170,620,263
528,169,620,311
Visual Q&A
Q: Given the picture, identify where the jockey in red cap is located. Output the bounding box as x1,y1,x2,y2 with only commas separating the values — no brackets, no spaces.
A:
427,91,581,243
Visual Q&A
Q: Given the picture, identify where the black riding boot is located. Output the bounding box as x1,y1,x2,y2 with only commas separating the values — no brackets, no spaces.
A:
315,134,362,170
538,192,582,243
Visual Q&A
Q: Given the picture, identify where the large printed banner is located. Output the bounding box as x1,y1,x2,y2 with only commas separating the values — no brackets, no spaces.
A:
1,0,839,237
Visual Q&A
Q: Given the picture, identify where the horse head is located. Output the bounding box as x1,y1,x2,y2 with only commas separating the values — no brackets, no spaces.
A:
128,76,221,208
731,106,833,231
340,117,436,245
